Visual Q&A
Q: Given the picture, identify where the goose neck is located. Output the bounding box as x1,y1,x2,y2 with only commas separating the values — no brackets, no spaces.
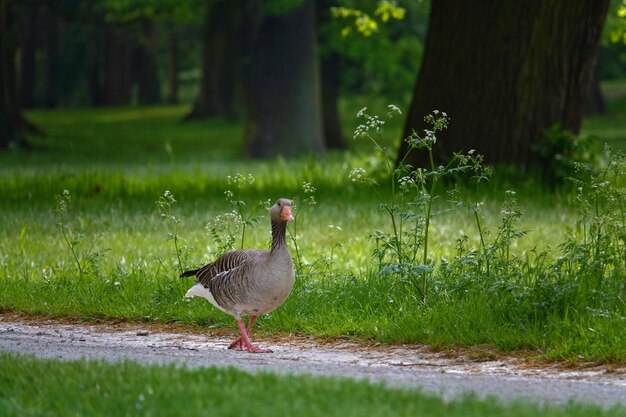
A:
270,220,288,252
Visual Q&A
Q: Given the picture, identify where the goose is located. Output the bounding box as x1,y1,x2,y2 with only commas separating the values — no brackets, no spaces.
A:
180,198,295,353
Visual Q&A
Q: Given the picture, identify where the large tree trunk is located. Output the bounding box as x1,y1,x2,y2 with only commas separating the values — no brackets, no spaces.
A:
318,0,346,150
186,0,242,120
135,19,161,105
244,0,325,157
398,0,610,169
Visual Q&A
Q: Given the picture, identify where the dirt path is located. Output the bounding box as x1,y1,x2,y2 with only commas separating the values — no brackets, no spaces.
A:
1,315,625,408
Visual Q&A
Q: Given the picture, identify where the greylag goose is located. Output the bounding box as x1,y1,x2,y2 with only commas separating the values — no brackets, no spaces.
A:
180,198,295,353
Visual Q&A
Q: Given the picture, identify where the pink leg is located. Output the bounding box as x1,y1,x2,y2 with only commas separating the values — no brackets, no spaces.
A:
228,316,257,350
233,317,271,353
228,316,271,353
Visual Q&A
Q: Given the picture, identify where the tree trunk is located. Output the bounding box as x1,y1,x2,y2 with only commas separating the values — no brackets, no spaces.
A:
186,0,242,120
166,26,178,104
103,24,133,106
0,0,14,148
398,0,610,169
19,3,37,109
43,0,60,108
135,19,161,105
321,51,347,149
244,0,325,157
87,21,105,106
0,0,35,148
586,51,606,115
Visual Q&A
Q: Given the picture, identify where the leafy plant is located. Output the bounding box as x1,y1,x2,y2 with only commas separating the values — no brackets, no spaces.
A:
533,124,600,185
224,173,268,250
156,190,188,274
289,181,316,273
351,106,487,301
55,190,104,277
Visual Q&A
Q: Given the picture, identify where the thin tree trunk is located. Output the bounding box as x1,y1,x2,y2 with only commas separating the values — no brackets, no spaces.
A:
43,0,59,108
321,51,347,149
19,3,37,108
244,0,325,157
398,0,610,169
586,52,606,115
103,24,132,106
136,18,161,105
186,0,242,120
166,26,178,104
0,0,36,148
87,21,104,106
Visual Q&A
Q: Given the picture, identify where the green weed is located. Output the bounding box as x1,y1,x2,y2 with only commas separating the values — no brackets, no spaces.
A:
351,107,487,300
156,190,188,274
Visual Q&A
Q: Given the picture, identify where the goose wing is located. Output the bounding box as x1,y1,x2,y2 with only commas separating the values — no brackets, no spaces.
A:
194,250,250,287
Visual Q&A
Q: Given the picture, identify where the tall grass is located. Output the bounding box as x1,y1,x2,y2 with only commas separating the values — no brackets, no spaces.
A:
0,103,625,362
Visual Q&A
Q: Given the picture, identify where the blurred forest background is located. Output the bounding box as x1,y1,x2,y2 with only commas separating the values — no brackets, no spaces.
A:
2,0,626,171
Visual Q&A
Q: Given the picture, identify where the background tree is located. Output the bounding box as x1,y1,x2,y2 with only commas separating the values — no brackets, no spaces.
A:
1,0,36,149
244,0,325,157
398,0,611,169
186,0,242,120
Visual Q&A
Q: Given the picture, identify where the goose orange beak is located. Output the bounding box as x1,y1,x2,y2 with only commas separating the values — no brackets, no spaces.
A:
281,205,294,222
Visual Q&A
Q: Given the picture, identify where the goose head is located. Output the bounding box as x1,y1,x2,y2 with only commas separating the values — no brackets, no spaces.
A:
270,198,294,223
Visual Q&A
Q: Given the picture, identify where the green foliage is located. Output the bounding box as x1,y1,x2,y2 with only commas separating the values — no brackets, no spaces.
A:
3,353,623,417
534,124,601,184
264,0,304,16
322,2,427,102
55,190,106,277
608,0,626,44
351,106,487,301
1,104,626,363
156,190,188,274
331,1,406,37
104,0,197,25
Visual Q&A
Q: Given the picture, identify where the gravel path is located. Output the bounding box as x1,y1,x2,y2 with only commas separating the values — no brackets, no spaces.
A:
1,316,625,408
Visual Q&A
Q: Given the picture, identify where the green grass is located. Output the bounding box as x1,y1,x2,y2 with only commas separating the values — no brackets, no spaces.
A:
0,94,625,363
1,353,624,417
582,84,626,152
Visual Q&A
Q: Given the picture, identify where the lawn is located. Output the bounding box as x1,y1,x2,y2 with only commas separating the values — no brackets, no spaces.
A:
0,94,624,363
1,353,624,417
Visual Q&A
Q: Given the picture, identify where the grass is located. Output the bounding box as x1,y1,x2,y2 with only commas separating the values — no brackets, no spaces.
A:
0,94,625,364
1,352,625,417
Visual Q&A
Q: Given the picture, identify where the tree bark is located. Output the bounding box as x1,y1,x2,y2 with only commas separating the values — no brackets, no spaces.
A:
321,51,347,149
19,3,37,108
586,51,606,115
398,0,610,169
186,0,242,120
244,0,325,157
43,0,60,108
166,26,178,104
0,0,36,148
103,24,133,106
317,0,346,150
135,18,161,105
87,20,105,106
